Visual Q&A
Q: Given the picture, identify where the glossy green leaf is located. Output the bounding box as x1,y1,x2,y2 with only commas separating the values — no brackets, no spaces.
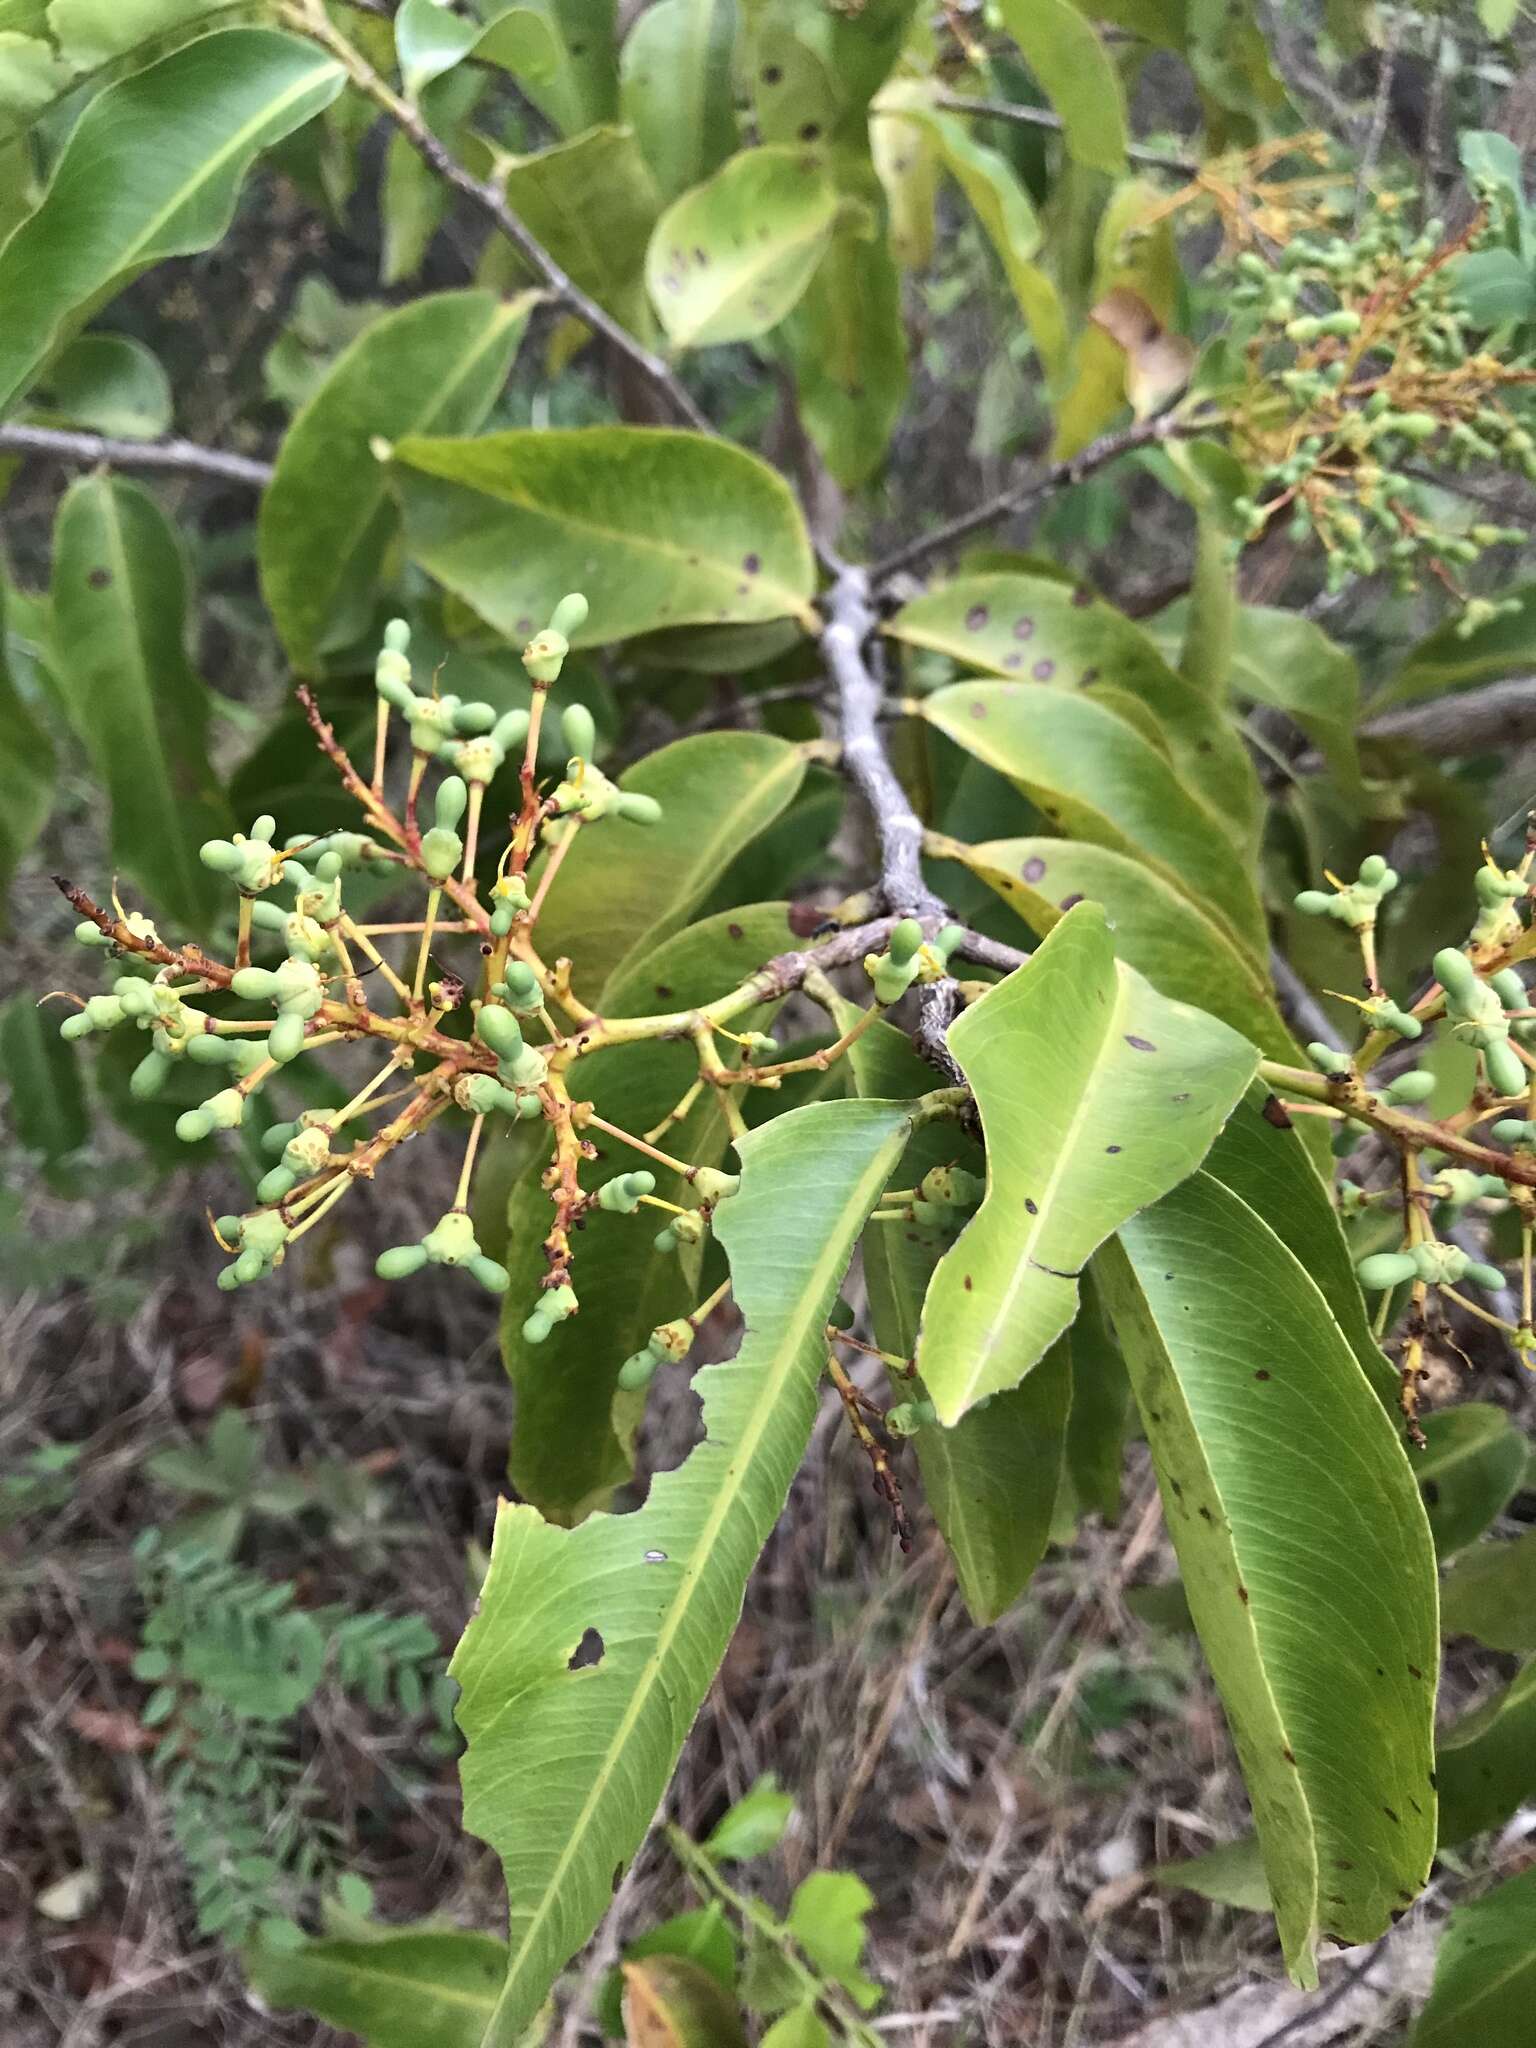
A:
891,573,1261,849
42,0,234,69
1436,1657,1536,1846
259,289,532,669
0,30,344,415
620,0,738,204
647,147,837,349
26,332,171,439
998,0,1128,173
0,31,70,132
51,476,228,928
845,1010,1071,1621
876,83,1066,379
389,428,816,647
451,1096,913,2047
0,993,87,1166
781,220,907,488
245,1926,507,2048
532,733,805,999
942,839,1301,1065
480,126,658,338
1406,1865,1536,2048
1156,1835,1270,1911
504,0,618,136
1440,1528,1536,1652
395,0,558,99
501,905,795,1521
921,679,1268,961
1414,1405,1527,1559
0,580,53,917
916,905,1257,1424
1099,1174,1438,1985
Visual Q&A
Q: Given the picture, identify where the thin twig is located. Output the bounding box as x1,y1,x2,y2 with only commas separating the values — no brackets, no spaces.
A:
869,413,1213,585
280,0,712,436
931,91,1197,176
0,423,272,488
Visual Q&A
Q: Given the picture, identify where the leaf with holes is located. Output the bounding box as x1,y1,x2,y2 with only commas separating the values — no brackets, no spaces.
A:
51,476,229,929
501,904,797,1522
451,1096,913,2048
245,1925,507,2048
260,291,533,670
0,30,344,415
647,147,838,349
890,573,1260,851
1098,1173,1438,1985
915,904,1256,1424
921,679,1267,961
389,428,817,645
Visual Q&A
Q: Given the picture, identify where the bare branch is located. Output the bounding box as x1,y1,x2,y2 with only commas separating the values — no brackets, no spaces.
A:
869,412,1214,587
931,91,1197,177
281,1,712,436
0,422,273,488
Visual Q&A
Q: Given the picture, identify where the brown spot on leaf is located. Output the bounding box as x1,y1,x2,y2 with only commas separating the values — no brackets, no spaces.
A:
963,1274,973,1291
1023,857,1047,883
743,552,760,574
1024,1197,1038,1214
1255,1369,1271,1381
728,922,744,940
1013,616,1034,640
87,567,111,589
1032,659,1056,681
965,604,989,631
969,700,988,719
1059,892,1084,910
1124,1035,1157,1052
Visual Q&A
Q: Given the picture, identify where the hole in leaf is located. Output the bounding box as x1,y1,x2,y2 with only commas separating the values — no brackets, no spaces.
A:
568,1628,605,1670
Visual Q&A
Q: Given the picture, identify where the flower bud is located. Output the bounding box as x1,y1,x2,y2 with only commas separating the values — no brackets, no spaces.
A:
549,593,589,640
377,1244,429,1280
561,703,597,760
615,791,662,826
1356,1251,1417,1290
598,1170,656,1213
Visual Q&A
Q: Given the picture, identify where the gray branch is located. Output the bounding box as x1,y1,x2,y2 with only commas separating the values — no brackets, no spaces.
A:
0,422,274,488
932,91,1197,176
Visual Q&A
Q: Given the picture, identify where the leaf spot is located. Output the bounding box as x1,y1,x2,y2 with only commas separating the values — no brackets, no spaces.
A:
1282,1747,1297,1764
1124,1035,1157,1053
568,1627,605,1670
87,567,111,589
1013,616,1034,640
1254,1369,1271,1382
1023,858,1047,882
1024,1197,1038,1214
965,604,989,630
1032,659,1056,681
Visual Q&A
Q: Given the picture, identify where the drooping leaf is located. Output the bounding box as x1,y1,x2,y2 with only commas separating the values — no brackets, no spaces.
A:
1052,180,1179,455
938,838,1301,1065
394,0,558,99
915,905,1257,1424
501,905,796,1521
259,290,532,670
389,428,817,646
1440,1528,1536,1652
1436,1657,1536,1847
622,1954,748,2048
26,332,172,439
845,1010,1071,1621
647,147,838,349
1099,1174,1439,1985
1406,1864,1536,2048
51,475,228,929
451,1096,913,2047
0,580,54,917
890,573,1260,848
869,103,937,269
245,1926,507,2048
1414,1405,1528,1559
531,733,805,998
781,219,907,488
0,30,344,415
480,126,659,339
620,0,738,204
921,679,1268,961
0,993,87,1168
997,0,1128,173
1156,1834,1271,1911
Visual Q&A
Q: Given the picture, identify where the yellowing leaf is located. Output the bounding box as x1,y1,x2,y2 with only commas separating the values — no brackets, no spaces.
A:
647,147,838,348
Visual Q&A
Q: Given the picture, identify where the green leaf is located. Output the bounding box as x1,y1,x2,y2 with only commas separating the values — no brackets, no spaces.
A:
531,733,805,999
596,1906,737,2036
1454,246,1535,326
1156,1835,1271,1912
781,218,908,488
759,2008,830,2048
702,1773,795,1860
997,0,1128,173
940,838,1301,1065
1052,180,1179,455
780,1872,879,2010
1414,1405,1528,1559
26,332,171,439
259,289,533,669
51,475,228,928
503,0,618,137
1063,1271,1130,1523
0,580,54,917
1099,1173,1438,1984
395,0,558,99
451,1096,913,2047
1437,1657,1536,1847
921,679,1268,961
245,1926,507,2048
844,1011,1071,1621
1481,0,1520,34
1406,1865,1536,2048
0,993,87,1166
0,32,71,132
1379,583,1536,706
1440,1527,1536,1652
619,0,738,204
389,427,817,646
869,103,938,270
622,1955,749,2048
1225,604,1363,795
890,573,1261,849
500,904,797,1520
0,30,344,416
875,83,1066,379
915,904,1257,1424
647,147,838,349
743,0,911,151
41,0,234,69
479,126,659,339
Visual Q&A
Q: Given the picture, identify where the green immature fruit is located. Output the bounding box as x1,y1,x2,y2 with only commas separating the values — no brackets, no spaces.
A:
1307,1040,1353,1077
200,816,283,894
1494,1117,1536,1150
1384,1070,1436,1105
597,1171,655,1213
654,1211,706,1253
617,1347,660,1391
495,962,542,1015
1434,946,1480,1004
549,592,588,640
888,918,923,966
649,1317,695,1362
489,871,531,936
420,827,462,881
175,1088,244,1143
267,1011,306,1064
561,703,597,761
616,791,662,826
475,1005,525,1061
1363,998,1422,1040
1431,1169,1508,1211
1356,1251,1417,1291
377,1244,429,1280
129,1048,172,1100
522,1281,578,1344
886,1399,937,1438
433,776,468,832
